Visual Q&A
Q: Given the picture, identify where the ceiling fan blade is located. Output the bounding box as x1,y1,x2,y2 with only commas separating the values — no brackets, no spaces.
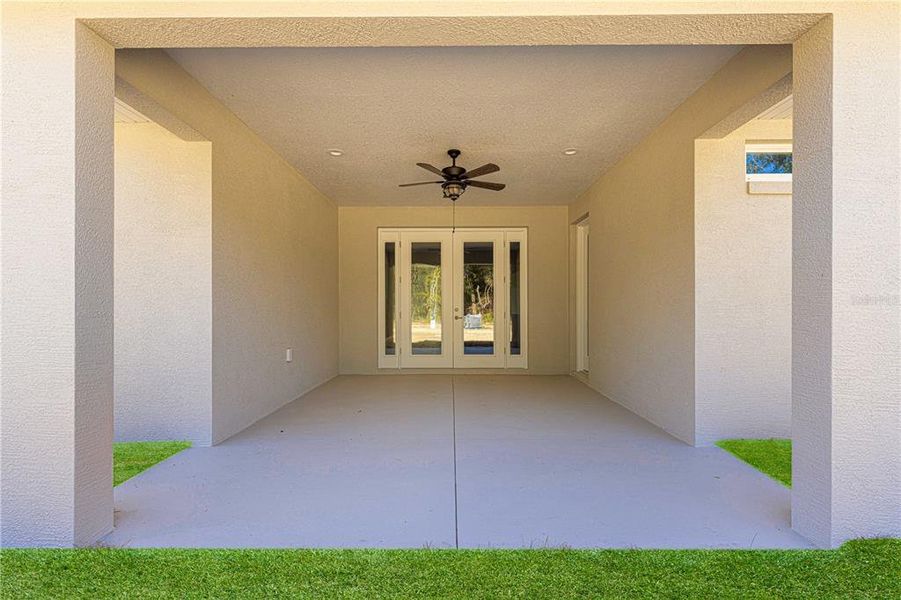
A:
463,163,499,179
416,163,447,178
466,180,506,191
399,181,443,187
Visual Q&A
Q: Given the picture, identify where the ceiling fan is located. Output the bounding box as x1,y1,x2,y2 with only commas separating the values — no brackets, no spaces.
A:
399,149,506,201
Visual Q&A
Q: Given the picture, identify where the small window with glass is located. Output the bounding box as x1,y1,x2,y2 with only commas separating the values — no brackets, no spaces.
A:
746,143,792,180
746,142,792,195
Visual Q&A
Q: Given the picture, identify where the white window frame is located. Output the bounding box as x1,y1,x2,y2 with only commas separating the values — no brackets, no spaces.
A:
505,229,528,369
377,230,401,369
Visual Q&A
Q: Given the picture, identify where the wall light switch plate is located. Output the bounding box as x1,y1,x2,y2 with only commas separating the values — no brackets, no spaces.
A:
286,348,293,363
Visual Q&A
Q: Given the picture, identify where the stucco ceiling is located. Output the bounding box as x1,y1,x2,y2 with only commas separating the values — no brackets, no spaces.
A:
168,45,741,206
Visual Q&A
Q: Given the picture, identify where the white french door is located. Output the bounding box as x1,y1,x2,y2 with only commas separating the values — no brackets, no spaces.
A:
452,231,504,368
378,228,527,369
400,230,454,368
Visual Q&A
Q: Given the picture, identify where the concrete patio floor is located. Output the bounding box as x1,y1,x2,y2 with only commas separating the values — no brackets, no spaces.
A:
103,375,810,549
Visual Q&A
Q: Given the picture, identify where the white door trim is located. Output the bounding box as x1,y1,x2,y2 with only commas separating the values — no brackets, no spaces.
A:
378,227,528,369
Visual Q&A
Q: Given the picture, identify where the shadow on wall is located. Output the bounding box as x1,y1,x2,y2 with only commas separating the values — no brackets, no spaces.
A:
114,108,213,447
694,112,793,446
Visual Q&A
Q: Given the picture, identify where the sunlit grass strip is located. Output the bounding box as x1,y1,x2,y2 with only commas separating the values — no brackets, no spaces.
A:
113,441,191,486
716,438,792,486
2,539,899,599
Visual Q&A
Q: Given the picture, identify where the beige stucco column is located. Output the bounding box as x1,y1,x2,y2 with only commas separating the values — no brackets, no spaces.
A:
792,10,901,548
1,6,115,546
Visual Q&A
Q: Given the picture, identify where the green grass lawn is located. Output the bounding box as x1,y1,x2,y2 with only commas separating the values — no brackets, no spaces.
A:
2,539,899,599
716,438,792,486
4,439,897,599
113,441,191,486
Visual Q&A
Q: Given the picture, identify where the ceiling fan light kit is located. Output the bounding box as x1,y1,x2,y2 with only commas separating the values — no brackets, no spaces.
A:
399,149,506,202
442,182,465,201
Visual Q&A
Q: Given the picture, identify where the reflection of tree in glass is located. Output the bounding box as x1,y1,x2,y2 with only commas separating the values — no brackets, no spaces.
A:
411,265,441,322
464,265,494,321
746,152,792,174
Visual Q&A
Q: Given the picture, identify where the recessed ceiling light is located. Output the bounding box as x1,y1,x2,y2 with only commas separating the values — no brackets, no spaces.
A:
562,148,578,156
327,149,344,157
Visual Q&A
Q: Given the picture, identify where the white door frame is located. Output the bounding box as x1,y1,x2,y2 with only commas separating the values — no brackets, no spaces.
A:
575,219,590,373
378,227,527,369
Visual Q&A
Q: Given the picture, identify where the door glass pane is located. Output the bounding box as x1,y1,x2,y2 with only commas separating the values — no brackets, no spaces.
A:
411,242,442,355
384,242,396,355
509,241,521,355
463,241,495,355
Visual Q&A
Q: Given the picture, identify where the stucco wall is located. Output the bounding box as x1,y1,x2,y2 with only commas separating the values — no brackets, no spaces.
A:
338,206,569,374
114,121,213,445
115,50,339,445
694,118,793,446
569,45,793,444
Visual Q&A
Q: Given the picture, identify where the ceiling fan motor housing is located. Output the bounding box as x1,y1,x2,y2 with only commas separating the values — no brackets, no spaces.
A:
443,149,465,178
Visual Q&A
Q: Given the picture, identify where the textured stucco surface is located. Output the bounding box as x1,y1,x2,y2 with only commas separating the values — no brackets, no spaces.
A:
167,45,739,206
694,118,793,446
793,10,901,548
72,23,117,548
699,75,792,140
1,10,115,546
83,13,824,49
114,121,213,446
791,16,835,549
115,50,340,445
826,4,901,548
569,45,794,445
115,78,205,142
338,206,569,375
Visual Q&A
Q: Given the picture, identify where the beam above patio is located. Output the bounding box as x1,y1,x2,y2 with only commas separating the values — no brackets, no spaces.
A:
83,13,826,48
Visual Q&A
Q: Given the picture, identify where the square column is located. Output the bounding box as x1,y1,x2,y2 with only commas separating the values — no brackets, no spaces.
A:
792,11,901,547
1,7,115,547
